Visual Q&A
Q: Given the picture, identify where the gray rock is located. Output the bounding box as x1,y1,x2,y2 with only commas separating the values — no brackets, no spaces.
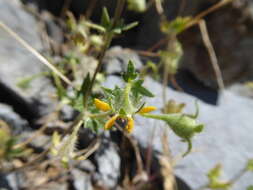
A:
0,172,25,190
227,83,253,99
71,169,93,190
136,0,253,88
0,0,55,117
60,104,77,122
104,46,143,75
103,75,253,190
0,174,12,190
77,159,95,173
179,0,253,88
93,137,121,189
0,103,28,134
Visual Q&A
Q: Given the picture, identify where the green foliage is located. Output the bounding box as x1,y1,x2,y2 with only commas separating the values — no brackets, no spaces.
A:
101,62,154,116
163,99,185,114
101,7,111,30
52,72,67,101
160,17,192,35
17,72,48,89
0,124,31,161
100,7,138,34
131,79,154,97
94,61,203,156
207,164,231,190
47,1,205,167
246,159,253,171
159,40,183,75
79,73,92,106
140,61,160,79
247,186,253,190
142,110,204,156
127,0,147,12
123,60,138,82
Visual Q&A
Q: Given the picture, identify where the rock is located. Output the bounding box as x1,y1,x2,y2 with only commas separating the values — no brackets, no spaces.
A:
0,103,28,135
104,46,143,75
71,168,93,190
0,173,13,190
137,0,253,88
0,172,25,190
0,0,56,121
103,75,253,190
60,104,78,122
227,83,253,99
179,0,253,88
77,159,96,173
93,136,121,189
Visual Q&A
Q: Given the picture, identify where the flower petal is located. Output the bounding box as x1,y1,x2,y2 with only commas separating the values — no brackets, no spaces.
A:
125,117,134,133
138,106,157,114
104,115,118,130
94,98,111,112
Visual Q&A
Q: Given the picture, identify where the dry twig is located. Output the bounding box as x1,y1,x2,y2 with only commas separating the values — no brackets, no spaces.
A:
0,21,73,87
199,19,225,90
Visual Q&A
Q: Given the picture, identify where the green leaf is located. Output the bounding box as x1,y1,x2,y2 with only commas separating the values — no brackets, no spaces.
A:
112,27,122,34
123,61,138,82
66,12,77,31
52,72,67,101
70,93,84,112
122,21,139,31
247,185,253,190
208,164,222,183
17,72,48,89
84,21,106,33
102,86,124,112
207,164,231,189
17,76,35,89
132,79,154,97
246,159,253,171
101,7,111,30
79,73,91,106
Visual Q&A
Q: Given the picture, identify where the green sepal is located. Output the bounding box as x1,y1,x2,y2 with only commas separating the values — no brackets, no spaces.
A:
141,113,204,156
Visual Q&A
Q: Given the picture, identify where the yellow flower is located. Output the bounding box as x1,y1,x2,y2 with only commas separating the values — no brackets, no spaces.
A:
125,117,134,133
94,98,111,112
94,98,156,133
138,106,157,114
105,115,134,133
105,114,118,130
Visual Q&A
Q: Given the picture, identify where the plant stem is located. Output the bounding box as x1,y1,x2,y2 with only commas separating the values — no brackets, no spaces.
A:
123,81,134,114
66,0,126,138
83,0,125,109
